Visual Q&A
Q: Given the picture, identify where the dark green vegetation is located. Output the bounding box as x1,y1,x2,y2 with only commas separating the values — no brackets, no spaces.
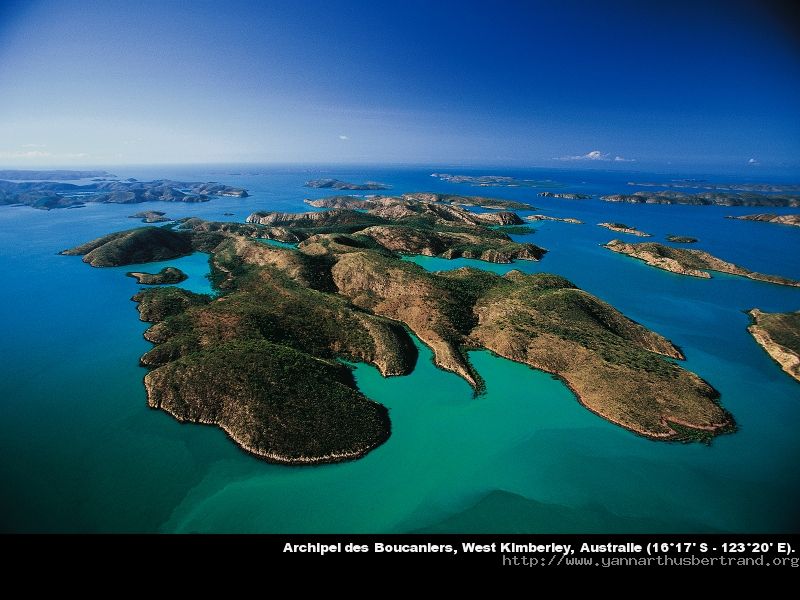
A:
60,227,193,267
0,169,114,180
666,235,698,243
604,240,800,287
304,178,389,190
0,178,248,210
66,195,735,463
747,309,800,383
602,191,800,207
127,267,188,285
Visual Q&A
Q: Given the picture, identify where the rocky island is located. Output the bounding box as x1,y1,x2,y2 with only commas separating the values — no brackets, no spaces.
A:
305,192,533,211
305,178,390,190
129,210,170,223
538,192,592,200
604,240,800,287
526,214,583,224
127,267,188,285
629,180,800,193
726,213,800,228
747,309,800,383
598,222,652,237
602,191,800,208
666,235,698,243
0,178,248,210
62,195,735,464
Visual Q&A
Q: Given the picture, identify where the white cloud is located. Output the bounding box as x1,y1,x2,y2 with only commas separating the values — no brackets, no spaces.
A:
748,158,759,165
339,135,349,140
555,150,634,162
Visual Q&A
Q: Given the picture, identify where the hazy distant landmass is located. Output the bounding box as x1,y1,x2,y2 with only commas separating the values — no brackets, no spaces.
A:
602,191,800,207
60,192,734,464
305,178,390,190
0,179,248,210
0,169,115,181
726,213,800,228
629,180,800,193
432,173,563,189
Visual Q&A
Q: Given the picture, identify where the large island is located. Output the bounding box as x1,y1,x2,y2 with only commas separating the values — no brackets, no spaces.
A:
62,194,734,464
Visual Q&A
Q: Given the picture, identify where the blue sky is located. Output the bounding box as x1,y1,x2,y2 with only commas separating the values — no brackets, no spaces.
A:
0,0,798,172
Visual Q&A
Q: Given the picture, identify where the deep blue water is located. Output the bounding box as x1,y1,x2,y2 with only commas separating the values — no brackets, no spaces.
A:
0,165,798,532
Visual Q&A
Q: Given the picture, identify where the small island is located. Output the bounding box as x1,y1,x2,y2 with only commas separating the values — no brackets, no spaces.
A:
126,267,188,285
305,178,390,191
601,191,800,208
598,222,652,237
62,193,736,464
129,210,170,223
604,240,800,287
747,309,800,383
525,214,583,224
537,192,592,199
666,235,698,243
0,178,249,210
726,213,800,228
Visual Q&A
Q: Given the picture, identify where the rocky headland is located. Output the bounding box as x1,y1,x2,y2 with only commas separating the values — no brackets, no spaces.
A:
604,240,800,287
126,267,188,285
747,309,800,383
598,222,652,237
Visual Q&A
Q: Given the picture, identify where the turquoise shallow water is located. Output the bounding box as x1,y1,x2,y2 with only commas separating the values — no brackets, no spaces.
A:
0,165,798,532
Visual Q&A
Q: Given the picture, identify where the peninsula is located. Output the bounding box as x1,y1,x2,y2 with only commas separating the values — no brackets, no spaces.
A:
601,191,800,208
305,178,390,190
604,240,800,287
598,222,651,237
63,195,735,464
0,178,248,210
726,213,800,228
127,267,188,285
747,309,800,383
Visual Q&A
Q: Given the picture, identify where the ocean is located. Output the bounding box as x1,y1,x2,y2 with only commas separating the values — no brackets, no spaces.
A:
0,165,798,532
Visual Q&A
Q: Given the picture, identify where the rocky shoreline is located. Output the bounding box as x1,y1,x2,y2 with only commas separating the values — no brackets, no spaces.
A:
747,309,800,383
